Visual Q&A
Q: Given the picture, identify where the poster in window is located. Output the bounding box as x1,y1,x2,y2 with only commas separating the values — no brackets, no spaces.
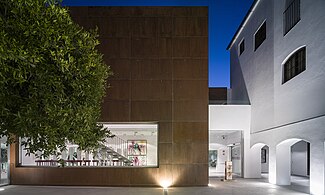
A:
127,140,147,155
128,155,147,166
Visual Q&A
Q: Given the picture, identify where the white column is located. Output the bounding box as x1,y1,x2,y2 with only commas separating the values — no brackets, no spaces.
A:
310,141,325,195
276,143,291,185
268,145,276,184
246,143,264,178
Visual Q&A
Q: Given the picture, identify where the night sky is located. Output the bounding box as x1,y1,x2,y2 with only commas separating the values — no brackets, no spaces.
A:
63,0,254,87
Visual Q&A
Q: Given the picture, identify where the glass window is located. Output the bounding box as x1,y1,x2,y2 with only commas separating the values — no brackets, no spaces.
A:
254,21,266,51
19,123,158,167
284,0,300,35
239,39,245,56
283,47,306,83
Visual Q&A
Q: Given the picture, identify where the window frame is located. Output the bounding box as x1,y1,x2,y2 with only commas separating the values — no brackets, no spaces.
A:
254,20,267,51
283,0,301,36
282,46,306,84
238,38,245,56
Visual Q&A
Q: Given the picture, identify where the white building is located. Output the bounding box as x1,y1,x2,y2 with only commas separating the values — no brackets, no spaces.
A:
210,0,325,194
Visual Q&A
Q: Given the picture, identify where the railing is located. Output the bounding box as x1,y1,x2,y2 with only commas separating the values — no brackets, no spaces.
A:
104,136,128,158
283,0,300,35
34,135,132,167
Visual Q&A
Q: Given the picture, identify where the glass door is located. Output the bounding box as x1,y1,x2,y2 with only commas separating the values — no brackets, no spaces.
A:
0,137,9,185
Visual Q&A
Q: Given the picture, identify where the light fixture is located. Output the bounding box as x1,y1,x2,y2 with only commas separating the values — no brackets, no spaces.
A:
160,179,172,195
0,188,4,191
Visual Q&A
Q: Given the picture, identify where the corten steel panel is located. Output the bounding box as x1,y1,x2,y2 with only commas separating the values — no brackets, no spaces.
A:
158,38,173,58
105,80,130,100
131,80,172,101
130,168,158,185
172,37,208,58
173,100,208,122
131,38,159,58
158,122,172,143
191,143,209,163
173,17,208,36
173,122,208,143
104,59,131,80
131,17,158,38
131,101,172,121
172,143,192,164
132,7,173,17
100,100,130,122
173,80,208,101
158,17,173,37
98,38,131,59
172,165,196,186
99,17,130,38
173,59,208,80
173,7,208,17
159,143,173,164
131,59,172,80
12,6,208,187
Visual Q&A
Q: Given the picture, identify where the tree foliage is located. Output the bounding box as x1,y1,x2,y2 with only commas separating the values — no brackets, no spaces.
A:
0,0,111,157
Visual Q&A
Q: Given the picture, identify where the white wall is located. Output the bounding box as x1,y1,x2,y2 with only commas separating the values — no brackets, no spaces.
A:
209,105,251,177
228,0,325,193
229,0,275,133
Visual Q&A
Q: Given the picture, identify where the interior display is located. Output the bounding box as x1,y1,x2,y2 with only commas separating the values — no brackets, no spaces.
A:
128,155,146,166
19,123,158,168
225,161,233,180
128,140,147,155
127,140,147,166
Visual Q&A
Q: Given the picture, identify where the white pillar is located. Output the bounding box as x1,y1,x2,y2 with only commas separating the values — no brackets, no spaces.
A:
310,141,325,195
247,143,264,178
276,143,291,185
243,128,251,178
268,145,276,184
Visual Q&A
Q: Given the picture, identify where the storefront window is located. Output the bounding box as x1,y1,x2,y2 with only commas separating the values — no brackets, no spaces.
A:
19,123,158,168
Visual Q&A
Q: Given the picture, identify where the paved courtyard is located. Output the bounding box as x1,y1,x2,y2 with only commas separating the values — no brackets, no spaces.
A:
0,178,308,195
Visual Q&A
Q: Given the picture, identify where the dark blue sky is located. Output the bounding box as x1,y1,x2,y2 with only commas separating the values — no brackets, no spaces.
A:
63,0,254,87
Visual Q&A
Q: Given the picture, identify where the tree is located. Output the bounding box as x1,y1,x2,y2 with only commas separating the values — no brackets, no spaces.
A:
0,0,111,157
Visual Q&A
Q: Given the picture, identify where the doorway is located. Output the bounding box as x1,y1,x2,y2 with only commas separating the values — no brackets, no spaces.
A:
209,130,242,178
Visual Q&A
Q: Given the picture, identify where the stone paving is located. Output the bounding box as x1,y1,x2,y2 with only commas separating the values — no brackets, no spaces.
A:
0,178,308,195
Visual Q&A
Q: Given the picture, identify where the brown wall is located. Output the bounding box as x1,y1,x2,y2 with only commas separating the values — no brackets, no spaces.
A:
10,6,208,187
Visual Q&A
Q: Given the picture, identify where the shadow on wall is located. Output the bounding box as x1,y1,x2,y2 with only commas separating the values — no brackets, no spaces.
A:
230,48,250,105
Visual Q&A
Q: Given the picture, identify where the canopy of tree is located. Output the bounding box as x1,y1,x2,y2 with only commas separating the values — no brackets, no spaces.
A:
0,0,111,157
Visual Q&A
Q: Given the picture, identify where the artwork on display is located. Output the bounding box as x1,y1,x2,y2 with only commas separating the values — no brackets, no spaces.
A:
261,148,267,163
208,150,217,167
127,140,147,155
127,140,147,166
128,155,146,166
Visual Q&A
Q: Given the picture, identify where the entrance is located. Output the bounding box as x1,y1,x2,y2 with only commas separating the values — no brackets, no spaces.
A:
0,136,9,185
209,130,242,178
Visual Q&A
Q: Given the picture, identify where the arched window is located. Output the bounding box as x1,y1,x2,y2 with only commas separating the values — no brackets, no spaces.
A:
283,47,306,83
283,0,300,35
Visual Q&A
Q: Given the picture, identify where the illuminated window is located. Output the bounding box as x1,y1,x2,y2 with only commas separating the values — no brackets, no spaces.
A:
19,123,158,167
